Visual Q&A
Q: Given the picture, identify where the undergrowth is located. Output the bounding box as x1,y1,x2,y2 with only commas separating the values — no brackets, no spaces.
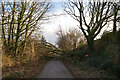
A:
61,31,120,78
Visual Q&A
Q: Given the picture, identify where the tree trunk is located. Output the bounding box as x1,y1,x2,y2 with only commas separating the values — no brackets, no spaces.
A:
15,2,25,56
31,42,35,61
8,3,15,46
8,23,12,46
15,18,21,56
1,3,6,47
23,16,31,51
113,5,117,35
15,27,20,56
12,24,14,42
87,36,94,54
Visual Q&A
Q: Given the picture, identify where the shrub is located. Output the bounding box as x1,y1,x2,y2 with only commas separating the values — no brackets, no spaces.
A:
100,58,114,69
84,56,104,68
101,31,112,44
82,52,113,68
111,64,120,78
2,53,15,67
94,39,105,53
8,72,21,78
101,31,118,45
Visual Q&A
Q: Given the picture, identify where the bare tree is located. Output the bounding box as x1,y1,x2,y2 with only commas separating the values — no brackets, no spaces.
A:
0,1,51,56
112,2,119,35
64,0,113,53
56,27,85,51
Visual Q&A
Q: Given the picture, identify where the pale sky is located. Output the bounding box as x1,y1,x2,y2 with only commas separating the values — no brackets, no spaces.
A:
41,2,79,45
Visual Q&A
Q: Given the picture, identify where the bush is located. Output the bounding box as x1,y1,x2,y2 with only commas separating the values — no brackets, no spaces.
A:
2,53,15,67
111,64,120,78
101,31,112,44
82,53,113,68
84,56,104,68
84,53,120,78
102,62,120,78
101,31,118,45
104,44,118,57
8,72,21,78
94,39,105,53
100,58,114,69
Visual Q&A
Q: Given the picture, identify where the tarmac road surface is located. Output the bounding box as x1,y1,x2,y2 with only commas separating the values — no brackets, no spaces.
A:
37,60,74,78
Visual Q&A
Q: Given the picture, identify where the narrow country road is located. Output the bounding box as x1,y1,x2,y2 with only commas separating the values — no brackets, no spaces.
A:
37,60,74,78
